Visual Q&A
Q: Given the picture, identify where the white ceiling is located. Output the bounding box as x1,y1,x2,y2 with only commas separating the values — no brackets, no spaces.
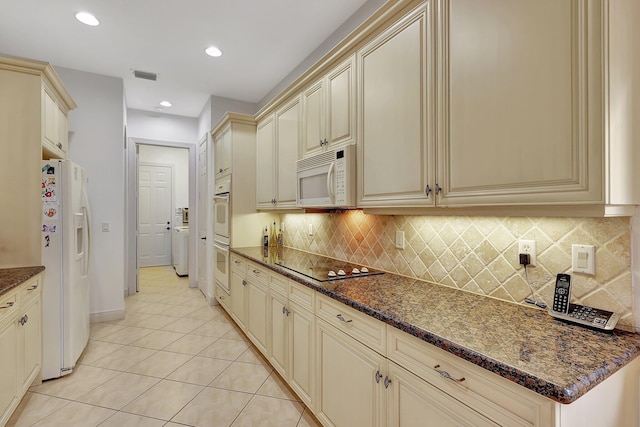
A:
0,0,369,117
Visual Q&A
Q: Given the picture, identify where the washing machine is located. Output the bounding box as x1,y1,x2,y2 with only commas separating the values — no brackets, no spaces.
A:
172,226,189,276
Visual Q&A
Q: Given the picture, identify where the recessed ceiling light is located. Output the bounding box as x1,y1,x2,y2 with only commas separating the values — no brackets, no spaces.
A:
160,101,172,107
75,12,100,26
205,46,222,57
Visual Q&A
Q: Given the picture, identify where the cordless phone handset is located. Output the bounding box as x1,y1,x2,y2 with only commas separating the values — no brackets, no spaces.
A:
552,273,571,314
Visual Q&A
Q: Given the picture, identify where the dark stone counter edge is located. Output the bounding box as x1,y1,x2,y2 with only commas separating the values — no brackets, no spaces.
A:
0,266,45,296
231,248,633,404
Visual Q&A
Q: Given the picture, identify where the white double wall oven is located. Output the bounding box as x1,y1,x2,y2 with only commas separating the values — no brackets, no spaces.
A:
213,177,231,292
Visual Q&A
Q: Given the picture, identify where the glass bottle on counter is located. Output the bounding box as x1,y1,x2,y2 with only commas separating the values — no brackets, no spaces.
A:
277,227,283,248
263,226,269,247
269,221,277,247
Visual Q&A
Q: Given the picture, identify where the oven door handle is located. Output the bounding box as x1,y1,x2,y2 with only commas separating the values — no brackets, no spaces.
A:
214,194,230,201
213,242,229,252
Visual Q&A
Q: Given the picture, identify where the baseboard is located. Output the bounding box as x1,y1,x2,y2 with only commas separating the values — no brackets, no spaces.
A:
90,309,125,323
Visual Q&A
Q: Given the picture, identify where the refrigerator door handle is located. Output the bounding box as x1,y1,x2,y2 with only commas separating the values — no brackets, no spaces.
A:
82,189,92,278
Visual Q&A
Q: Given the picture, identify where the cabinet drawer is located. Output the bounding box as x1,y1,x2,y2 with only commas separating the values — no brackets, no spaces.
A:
20,277,40,305
230,254,247,274
270,273,288,297
316,294,385,354
247,262,268,285
0,289,18,325
215,283,231,313
387,327,554,427
289,280,314,312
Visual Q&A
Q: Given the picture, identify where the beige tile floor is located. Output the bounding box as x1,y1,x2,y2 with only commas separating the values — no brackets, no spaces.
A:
8,266,321,427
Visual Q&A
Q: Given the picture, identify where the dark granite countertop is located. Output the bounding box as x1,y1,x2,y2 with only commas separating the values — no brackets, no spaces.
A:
232,246,640,404
0,266,45,296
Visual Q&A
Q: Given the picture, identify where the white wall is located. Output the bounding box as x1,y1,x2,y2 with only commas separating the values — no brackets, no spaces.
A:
127,109,199,143
197,95,258,137
55,66,126,321
138,145,190,226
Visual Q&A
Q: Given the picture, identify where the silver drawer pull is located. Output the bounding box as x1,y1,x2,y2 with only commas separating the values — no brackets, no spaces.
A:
336,314,352,323
1,301,15,309
252,269,260,274
384,376,391,389
433,365,465,383
27,285,38,290
234,260,241,264
242,280,247,286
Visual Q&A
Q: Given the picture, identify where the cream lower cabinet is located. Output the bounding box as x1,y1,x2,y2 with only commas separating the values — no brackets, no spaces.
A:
245,263,269,354
229,269,247,330
18,281,42,395
0,291,19,427
215,283,231,314
256,96,301,210
316,318,385,427
0,274,43,427
268,274,315,408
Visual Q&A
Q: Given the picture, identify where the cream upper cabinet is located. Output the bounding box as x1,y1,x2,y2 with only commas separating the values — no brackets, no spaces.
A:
256,96,301,210
41,82,71,159
256,115,276,208
436,0,604,207
214,125,232,179
302,55,356,157
357,3,435,208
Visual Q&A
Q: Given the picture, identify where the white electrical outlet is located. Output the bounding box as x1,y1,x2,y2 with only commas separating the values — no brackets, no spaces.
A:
308,223,314,236
518,239,537,266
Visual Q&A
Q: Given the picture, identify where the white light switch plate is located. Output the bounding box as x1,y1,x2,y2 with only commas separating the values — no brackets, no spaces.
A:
395,231,405,249
572,244,595,275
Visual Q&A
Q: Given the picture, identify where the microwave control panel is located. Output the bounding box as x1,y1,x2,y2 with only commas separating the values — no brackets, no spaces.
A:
334,148,354,205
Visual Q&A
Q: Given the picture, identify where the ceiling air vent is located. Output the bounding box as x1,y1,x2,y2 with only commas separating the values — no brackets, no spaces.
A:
133,70,157,81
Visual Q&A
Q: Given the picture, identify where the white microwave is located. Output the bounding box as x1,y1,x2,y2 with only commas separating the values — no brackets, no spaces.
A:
296,144,356,208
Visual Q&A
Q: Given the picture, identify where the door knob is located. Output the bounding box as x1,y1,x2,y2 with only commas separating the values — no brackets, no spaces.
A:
201,237,206,240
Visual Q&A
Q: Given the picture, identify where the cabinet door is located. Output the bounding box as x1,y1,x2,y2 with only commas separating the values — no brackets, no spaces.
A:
302,79,325,157
42,86,59,152
387,362,498,427
56,104,68,157
275,97,301,208
0,318,18,426
19,295,41,394
246,279,269,354
326,55,355,148
437,0,603,206
357,4,434,208
316,319,385,427
229,270,246,329
215,127,232,178
216,284,231,314
256,115,276,208
289,301,315,408
269,290,288,377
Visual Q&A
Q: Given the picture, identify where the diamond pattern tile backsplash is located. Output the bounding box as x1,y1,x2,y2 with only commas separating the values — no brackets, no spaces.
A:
281,211,636,329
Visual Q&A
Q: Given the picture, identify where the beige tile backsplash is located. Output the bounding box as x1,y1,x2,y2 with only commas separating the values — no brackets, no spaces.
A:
281,211,635,329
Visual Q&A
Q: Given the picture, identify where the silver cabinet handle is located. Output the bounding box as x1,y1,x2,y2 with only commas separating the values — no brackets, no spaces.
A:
384,376,391,388
57,142,63,149
336,314,352,323
253,269,260,274
375,370,382,384
234,260,241,264
433,365,465,383
27,285,38,290
242,280,247,286
1,301,15,309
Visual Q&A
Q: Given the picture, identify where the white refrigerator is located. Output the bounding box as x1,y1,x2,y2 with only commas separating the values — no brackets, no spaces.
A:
41,159,91,380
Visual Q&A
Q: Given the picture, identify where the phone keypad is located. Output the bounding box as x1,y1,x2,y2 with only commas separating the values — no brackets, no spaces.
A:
549,303,619,330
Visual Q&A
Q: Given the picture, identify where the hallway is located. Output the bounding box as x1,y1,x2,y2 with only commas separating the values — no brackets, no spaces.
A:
8,267,319,427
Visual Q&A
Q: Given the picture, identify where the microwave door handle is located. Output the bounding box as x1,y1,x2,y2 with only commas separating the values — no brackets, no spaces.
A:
327,162,335,203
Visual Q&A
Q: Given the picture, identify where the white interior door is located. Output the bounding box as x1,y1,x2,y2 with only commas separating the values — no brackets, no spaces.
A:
198,137,208,294
138,163,173,267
